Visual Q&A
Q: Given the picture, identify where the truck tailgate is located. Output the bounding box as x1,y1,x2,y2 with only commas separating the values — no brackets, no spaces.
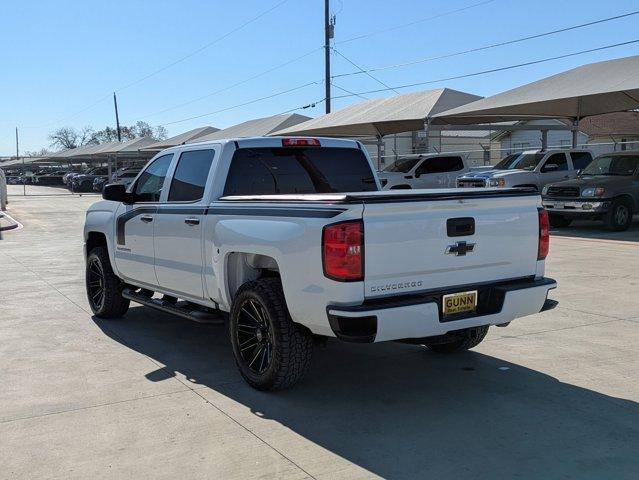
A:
358,189,541,298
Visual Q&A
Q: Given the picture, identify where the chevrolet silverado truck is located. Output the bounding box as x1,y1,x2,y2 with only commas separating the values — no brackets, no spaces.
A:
84,136,557,390
542,152,639,230
456,149,593,191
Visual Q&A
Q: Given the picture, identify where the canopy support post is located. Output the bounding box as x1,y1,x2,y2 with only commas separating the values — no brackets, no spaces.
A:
571,119,579,148
107,154,113,183
424,117,431,153
376,135,384,170
541,129,548,151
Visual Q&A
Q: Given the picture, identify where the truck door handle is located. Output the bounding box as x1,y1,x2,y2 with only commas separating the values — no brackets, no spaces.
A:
184,217,200,226
140,215,153,223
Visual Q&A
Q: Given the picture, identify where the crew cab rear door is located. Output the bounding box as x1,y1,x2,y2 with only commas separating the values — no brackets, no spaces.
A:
358,190,541,298
153,148,217,299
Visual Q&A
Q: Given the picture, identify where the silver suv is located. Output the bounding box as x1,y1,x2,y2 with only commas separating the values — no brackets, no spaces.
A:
457,149,594,191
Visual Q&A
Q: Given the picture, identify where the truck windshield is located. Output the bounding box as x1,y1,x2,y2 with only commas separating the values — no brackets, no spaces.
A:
581,155,639,176
494,153,544,171
223,147,378,195
383,158,420,173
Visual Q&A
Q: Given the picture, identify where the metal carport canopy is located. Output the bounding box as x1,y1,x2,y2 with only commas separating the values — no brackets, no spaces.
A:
271,89,482,137
431,55,639,125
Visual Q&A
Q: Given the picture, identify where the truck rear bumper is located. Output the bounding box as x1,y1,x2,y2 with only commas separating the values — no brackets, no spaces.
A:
327,277,557,343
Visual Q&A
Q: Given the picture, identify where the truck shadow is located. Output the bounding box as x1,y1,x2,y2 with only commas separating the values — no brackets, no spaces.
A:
551,217,639,242
94,307,639,479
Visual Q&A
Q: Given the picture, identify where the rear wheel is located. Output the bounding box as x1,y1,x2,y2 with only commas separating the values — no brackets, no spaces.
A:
86,246,130,318
605,198,633,231
423,325,489,353
229,278,314,390
549,214,572,228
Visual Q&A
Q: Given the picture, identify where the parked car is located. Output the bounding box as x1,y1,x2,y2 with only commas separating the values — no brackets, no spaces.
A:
92,176,108,192
70,167,109,192
63,171,82,185
542,152,639,230
456,149,594,191
84,136,557,390
378,153,472,189
33,170,67,186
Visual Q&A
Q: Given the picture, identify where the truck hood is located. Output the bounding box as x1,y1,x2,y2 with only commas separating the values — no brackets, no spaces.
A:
459,169,527,179
377,171,408,180
547,175,630,188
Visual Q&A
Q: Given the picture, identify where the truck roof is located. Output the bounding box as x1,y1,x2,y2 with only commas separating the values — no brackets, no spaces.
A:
159,136,361,153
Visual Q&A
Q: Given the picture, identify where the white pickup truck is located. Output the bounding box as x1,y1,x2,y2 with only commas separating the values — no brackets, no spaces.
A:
84,137,557,390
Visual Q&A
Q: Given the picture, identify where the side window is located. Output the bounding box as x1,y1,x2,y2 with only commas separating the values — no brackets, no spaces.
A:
570,152,593,170
133,154,173,202
168,149,215,202
541,153,568,172
416,156,464,175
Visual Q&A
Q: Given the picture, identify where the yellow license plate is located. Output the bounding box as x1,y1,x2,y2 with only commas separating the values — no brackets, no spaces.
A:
442,290,478,315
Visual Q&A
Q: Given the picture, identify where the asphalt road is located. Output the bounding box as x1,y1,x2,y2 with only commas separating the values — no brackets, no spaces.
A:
1,193,638,480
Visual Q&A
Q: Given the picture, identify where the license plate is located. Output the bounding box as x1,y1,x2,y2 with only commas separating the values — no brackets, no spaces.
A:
554,201,565,209
442,290,477,316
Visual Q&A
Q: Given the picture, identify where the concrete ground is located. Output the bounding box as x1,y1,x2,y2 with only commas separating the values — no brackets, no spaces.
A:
1,192,638,480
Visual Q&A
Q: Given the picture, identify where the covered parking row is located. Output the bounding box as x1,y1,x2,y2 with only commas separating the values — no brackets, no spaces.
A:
274,54,639,165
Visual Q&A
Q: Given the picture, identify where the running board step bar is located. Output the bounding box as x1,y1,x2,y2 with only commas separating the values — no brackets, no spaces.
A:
122,288,225,324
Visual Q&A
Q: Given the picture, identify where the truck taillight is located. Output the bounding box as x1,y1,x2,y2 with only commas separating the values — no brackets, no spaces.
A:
282,137,321,147
322,220,364,282
538,208,550,260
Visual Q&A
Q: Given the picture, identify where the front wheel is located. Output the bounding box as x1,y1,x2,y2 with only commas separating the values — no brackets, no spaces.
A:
423,325,489,353
605,198,633,231
229,278,313,391
86,246,130,318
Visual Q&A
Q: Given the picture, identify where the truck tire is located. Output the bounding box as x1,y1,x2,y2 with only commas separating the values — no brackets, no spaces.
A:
424,325,489,353
549,214,572,228
85,246,130,318
229,278,313,391
604,198,633,231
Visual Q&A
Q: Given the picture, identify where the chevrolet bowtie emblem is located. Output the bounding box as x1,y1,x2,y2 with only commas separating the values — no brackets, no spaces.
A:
446,241,476,256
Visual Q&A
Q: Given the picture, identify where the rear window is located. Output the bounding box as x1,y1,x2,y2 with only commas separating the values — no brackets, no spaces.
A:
223,147,377,195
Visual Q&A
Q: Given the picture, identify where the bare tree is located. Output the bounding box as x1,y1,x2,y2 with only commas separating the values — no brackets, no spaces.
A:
48,126,96,150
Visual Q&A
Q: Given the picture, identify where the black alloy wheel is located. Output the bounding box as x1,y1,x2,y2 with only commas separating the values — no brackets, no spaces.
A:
87,256,106,312
236,298,274,375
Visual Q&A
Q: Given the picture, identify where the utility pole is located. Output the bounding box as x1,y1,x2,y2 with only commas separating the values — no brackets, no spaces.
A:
16,127,24,196
324,0,335,113
113,92,122,142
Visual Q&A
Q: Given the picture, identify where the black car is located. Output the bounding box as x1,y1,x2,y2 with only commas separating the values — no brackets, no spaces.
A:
542,152,639,231
70,167,109,192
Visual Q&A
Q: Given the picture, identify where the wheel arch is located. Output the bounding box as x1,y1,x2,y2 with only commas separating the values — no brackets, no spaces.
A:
225,252,281,304
614,193,636,211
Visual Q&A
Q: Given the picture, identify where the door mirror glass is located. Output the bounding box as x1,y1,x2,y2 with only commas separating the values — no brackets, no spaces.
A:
102,183,131,203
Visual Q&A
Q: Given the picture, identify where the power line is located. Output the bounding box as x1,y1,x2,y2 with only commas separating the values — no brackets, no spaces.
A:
22,0,290,130
132,47,323,122
336,0,496,45
331,82,369,100
331,38,639,100
334,10,639,79
158,81,320,126
331,48,399,94
115,0,290,93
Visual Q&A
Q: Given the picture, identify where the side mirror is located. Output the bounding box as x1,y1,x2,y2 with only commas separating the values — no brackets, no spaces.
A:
102,183,132,203
543,163,559,172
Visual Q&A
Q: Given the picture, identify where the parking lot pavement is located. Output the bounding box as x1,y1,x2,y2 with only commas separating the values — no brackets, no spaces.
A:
1,195,638,480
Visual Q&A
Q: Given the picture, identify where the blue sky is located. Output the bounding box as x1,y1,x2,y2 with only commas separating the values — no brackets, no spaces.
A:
2,0,639,154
